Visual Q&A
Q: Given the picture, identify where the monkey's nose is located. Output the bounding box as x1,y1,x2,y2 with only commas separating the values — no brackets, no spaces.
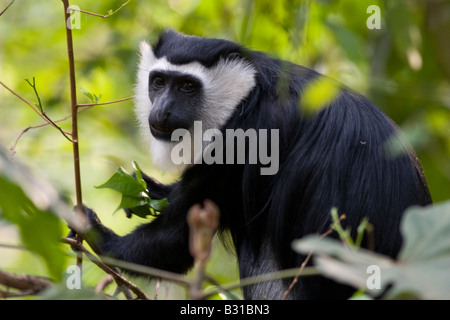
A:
155,108,171,123
148,108,176,141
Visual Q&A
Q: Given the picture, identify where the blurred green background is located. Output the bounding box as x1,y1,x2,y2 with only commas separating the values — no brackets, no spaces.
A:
0,0,449,299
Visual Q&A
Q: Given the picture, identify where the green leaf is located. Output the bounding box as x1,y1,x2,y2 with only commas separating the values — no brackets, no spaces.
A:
292,201,450,299
117,194,155,218
383,124,430,159
118,194,149,210
24,77,44,113
398,202,450,263
292,235,394,295
95,167,146,197
326,22,366,66
0,145,68,280
97,163,169,218
132,161,147,191
118,196,168,219
80,88,101,104
105,0,133,17
149,198,169,212
300,76,341,117
124,205,153,219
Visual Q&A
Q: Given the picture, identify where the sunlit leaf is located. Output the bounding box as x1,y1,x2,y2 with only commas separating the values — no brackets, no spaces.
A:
300,76,341,116
149,198,169,212
96,163,168,218
80,88,101,104
132,161,147,190
95,166,146,197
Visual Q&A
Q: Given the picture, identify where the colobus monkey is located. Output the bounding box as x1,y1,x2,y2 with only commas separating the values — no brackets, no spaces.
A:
81,29,431,299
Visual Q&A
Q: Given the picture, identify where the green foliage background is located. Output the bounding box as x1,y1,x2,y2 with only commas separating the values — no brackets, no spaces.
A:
0,0,449,299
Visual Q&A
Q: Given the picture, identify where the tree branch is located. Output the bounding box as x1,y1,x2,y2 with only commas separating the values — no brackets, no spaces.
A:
9,97,132,155
199,267,319,300
95,275,114,295
62,237,149,300
77,96,133,107
0,80,73,143
61,0,85,271
281,213,346,299
0,269,52,294
67,0,132,18
0,0,15,17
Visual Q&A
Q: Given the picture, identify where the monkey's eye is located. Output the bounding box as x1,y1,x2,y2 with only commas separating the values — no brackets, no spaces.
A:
180,81,196,93
153,76,166,88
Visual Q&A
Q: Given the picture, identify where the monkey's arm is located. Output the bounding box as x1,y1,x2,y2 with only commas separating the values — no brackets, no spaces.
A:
82,198,194,275
78,166,227,275
139,171,173,199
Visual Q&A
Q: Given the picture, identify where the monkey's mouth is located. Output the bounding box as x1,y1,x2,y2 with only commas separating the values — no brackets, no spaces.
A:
152,124,176,133
150,124,177,141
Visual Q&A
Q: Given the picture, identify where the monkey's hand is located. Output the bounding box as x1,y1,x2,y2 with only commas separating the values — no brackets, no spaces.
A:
67,205,119,256
137,171,173,199
122,172,173,218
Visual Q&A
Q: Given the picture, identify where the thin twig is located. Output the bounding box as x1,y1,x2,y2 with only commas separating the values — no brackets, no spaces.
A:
0,80,73,143
95,275,114,294
10,97,132,155
11,115,74,156
204,275,240,300
68,0,132,18
77,96,133,107
0,289,36,299
153,278,161,300
0,0,15,17
62,237,149,300
72,242,192,286
24,77,43,113
69,8,109,18
0,242,25,251
200,267,319,300
281,214,346,300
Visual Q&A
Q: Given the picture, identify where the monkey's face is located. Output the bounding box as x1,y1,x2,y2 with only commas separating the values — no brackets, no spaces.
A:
148,70,204,141
134,30,256,170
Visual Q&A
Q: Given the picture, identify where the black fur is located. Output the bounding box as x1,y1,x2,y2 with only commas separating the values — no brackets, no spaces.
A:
153,29,243,68
84,30,432,299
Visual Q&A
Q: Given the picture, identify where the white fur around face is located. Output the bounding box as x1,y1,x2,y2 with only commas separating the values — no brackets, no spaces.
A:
134,40,257,172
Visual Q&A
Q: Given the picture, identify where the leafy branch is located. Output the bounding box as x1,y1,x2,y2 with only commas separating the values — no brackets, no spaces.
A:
60,0,133,271
8,96,133,155
293,202,450,300
77,96,133,107
0,80,73,143
24,77,43,113
95,162,168,218
68,0,132,18
281,209,347,299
